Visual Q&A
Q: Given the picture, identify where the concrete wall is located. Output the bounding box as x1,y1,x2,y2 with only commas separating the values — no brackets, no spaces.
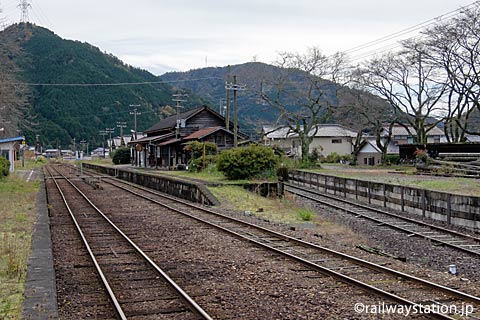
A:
83,163,219,206
289,170,480,231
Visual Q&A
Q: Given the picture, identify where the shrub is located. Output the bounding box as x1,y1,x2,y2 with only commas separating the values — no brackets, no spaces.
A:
184,141,217,158
35,156,47,164
188,155,218,172
111,147,131,165
308,148,321,164
319,153,351,164
217,145,278,180
298,208,313,221
385,154,400,165
0,156,10,177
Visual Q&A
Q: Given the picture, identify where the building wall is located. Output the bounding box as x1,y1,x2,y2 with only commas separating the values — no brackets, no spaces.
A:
357,152,382,166
0,141,16,172
201,131,234,149
309,137,353,156
182,110,225,136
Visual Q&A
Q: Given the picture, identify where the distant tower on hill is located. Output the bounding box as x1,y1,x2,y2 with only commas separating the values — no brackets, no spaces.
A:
18,0,31,23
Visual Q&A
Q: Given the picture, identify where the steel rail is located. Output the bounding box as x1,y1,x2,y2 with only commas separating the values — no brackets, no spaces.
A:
285,182,480,257
288,177,480,241
45,166,128,320
96,176,480,319
47,165,213,320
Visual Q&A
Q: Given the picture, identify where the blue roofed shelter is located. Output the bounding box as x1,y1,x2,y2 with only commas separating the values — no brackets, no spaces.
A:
0,136,25,172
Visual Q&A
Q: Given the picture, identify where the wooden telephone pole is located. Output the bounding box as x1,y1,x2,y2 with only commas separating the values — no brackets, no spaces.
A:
225,74,246,147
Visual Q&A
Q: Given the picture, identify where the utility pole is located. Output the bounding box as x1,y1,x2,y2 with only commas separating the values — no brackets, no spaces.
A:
80,139,88,157
99,130,107,158
116,121,127,146
172,92,188,139
105,128,114,153
225,65,231,130
35,134,40,158
225,75,246,147
129,104,141,140
219,98,226,116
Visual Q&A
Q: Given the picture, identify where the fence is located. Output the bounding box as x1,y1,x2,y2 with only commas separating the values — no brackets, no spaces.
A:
288,170,480,231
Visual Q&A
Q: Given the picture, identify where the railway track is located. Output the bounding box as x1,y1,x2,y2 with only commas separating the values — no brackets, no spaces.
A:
75,164,480,319
45,164,213,320
284,181,480,257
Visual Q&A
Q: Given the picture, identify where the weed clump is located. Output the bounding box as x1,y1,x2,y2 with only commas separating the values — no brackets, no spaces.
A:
298,208,313,221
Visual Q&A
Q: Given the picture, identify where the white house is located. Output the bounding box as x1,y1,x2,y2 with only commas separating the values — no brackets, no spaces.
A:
262,124,357,158
388,125,445,152
357,125,446,165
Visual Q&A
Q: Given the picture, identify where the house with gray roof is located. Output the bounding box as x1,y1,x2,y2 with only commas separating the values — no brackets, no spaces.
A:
262,124,357,158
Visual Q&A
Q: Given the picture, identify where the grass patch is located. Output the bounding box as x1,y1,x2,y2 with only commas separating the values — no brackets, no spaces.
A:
297,208,313,221
208,185,314,224
0,172,39,319
158,168,251,185
412,178,480,194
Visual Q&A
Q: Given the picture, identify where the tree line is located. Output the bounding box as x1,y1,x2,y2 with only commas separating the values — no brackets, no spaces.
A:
262,4,480,166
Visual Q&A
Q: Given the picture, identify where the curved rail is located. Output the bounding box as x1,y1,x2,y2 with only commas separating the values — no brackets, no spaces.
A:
74,167,480,319
46,164,213,320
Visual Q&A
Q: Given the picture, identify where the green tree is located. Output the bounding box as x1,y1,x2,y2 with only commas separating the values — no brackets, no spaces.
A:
111,147,131,165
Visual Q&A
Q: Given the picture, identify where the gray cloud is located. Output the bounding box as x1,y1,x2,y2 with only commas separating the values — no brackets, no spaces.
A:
1,0,474,74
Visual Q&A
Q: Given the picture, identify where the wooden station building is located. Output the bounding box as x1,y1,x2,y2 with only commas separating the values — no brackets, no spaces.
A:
130,105,245,168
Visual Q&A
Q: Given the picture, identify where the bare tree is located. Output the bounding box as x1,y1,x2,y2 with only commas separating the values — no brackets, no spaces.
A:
0,69,31,137
261,47,350,165
0,27,32,138
346,88,397,165
422,4,480,142
358,41,446,145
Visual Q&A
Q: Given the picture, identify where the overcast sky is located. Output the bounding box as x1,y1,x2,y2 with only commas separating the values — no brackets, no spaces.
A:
1,0,476,75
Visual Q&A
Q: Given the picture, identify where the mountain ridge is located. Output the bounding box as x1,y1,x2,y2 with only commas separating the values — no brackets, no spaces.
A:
159,62,392,133
0,23,205,147
0,23,392,148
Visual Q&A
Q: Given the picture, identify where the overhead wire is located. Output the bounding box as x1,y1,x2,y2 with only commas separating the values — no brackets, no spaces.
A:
12,76,225,87
342,1,479,62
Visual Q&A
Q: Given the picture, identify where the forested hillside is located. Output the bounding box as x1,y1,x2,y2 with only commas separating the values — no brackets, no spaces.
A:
160,62,392,134
0,23,205,147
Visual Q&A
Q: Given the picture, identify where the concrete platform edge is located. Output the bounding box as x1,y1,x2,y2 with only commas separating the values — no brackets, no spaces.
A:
22,170,59,319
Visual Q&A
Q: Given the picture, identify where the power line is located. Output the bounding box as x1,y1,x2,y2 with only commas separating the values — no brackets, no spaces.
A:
339,1,480,61
11,76,224,87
